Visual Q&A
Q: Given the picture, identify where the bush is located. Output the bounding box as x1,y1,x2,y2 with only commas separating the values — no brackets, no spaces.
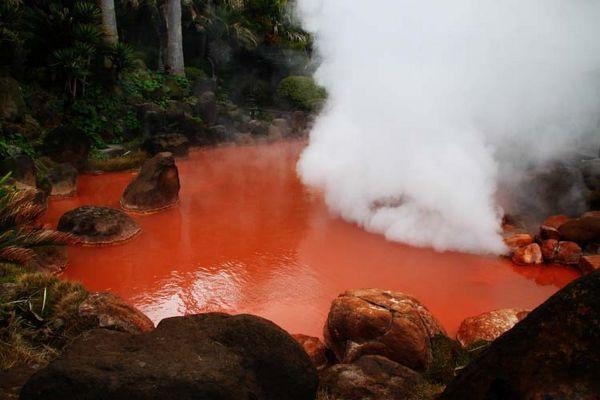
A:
276,76,326,111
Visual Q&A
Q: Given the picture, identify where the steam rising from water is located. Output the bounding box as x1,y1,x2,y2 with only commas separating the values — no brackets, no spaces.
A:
295,0,600,254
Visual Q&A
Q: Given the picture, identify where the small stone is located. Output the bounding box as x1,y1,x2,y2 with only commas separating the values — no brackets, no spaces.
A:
512,243,543,265
456,309,529,348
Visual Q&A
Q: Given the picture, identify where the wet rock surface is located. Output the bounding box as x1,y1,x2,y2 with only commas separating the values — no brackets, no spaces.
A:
440,270,600,400
319,355,438,400
456,308,529,348
78,292,154,334
324,289,446,371
579,255,600,274
539,214,570,240
121,152,180,212
57,205,141,245
540,240,582,265
20,313,318,400
293,334,331,371
511,243,543,265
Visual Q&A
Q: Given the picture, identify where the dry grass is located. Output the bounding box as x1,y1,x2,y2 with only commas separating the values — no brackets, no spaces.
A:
87,150,148,172
0,265,90,370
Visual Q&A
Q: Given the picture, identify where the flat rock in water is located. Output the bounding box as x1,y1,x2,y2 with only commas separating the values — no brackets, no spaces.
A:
57,205,141,245
324,289,446,371
20,313,318,400
121,152,180,213
440,270,600,400
456,308,529,348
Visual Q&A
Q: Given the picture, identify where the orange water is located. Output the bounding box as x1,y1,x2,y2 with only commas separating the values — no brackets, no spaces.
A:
43,140,579,338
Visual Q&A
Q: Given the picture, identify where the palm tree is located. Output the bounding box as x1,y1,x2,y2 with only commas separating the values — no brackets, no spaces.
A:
98,0,119,45
163,0,185,75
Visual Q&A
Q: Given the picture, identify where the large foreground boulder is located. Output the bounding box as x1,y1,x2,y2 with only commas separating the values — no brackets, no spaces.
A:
20,313,318,400
440,270,600,400
78,292,154,334
57,206,141,245
121,152,180,213
319,355,440,400
324,289,446,371
456,309,529,348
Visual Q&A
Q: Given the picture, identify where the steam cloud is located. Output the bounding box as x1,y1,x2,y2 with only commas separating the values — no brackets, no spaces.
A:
295,0,600,254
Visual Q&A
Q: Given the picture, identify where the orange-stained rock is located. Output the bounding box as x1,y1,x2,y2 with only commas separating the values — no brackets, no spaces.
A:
503,233,533,253
540,215,570,240
324,289,446,372
78,292,154,334
540,239,559,263
512,243,543,265
579,255,600,274
558,211,600,245
456,309,530,348
293,334,330,371
554,241,582,265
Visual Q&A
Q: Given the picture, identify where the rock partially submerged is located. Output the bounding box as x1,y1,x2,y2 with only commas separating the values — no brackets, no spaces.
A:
456,308,529,348
57,206,141,245
78,292,154,334
324,289,446,371
511,243,543,265
540,239,582,265
440,270,600,400
121,152,180,213
20,313,318,400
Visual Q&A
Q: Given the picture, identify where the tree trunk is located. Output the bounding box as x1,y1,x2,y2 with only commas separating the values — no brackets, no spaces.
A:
164,0,185,76
99,0,118,45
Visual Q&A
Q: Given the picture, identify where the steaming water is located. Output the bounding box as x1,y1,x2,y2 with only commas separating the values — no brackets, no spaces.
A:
44,142,578,337
296,0,600,254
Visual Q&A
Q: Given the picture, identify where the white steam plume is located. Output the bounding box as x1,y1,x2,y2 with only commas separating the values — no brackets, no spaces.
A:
295,0,600,255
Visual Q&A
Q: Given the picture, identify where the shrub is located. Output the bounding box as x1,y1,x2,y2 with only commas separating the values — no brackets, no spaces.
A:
276,75,326,111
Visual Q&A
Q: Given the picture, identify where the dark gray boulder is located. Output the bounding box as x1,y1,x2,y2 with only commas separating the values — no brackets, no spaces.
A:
120,152,180,212
142,133,189,157
440,270,600,400
57,206,141,245
20,313,318,400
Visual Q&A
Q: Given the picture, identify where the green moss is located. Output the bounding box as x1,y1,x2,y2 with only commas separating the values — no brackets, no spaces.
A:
425,334,489,385
87,149,147,172
276,76,327,111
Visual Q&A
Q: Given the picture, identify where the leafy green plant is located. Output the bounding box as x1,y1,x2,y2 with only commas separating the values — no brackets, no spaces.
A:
276,75,326,111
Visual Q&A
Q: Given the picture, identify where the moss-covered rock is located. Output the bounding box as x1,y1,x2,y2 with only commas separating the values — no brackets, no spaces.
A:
0,76,25,121
276,76,326,111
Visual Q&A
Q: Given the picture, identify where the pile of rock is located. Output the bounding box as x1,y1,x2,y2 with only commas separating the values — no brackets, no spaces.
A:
503,211,600,273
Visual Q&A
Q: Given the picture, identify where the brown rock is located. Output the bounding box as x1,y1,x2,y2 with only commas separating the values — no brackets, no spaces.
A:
540,239,559,262
579,255,600,274
558,211,600,245
319,355,439,400
503,233,533,252
78,292,154,334
324,289,446,371
57,206,141,245
456,309,529,348
293,334,330,371
121,152,180,213
539,214,570,240
554,241,583,265
511,243,543,265
30,245,68,273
